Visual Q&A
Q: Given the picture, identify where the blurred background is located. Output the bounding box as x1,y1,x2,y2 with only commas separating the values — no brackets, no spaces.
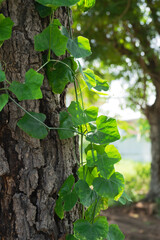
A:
69,1,160,239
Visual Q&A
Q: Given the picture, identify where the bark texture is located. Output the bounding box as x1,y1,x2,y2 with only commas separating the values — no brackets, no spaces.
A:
0,1,79,239
146,103,160,200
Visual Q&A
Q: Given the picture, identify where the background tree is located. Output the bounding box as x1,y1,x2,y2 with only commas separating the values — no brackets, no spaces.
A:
0,1,79,239
73,0,160,200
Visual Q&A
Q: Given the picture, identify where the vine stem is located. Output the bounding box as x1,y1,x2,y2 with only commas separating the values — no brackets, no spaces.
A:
36,61,49,72
9,96,84,136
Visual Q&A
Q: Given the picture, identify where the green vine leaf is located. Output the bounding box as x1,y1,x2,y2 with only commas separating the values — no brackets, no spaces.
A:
75,180,96,207
67,36,92,58
9,69,44,101
86,115,120,144
82,68,96,89
94,74,109,92
35,2,52,18
0,70,6,82
34,19,68,56
66,234,78,240
54,197,64,219
46,58,76,94
85,197,108,222
55,175,78,213
93,172,124,199
58,111,75,139
118,191,132,205
86,145,121,178
0,14,14,42
35,0,80,8
78,62,109,92
74,216,109,240
107,224,125,240
0,94,8,111
17,112,48,139
59,175,75,196
77,0,96,12
77,165,98,186
68,101,98,126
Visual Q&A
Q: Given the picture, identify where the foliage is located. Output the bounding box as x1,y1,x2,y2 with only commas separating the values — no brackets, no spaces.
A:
0,0,127,239
73,0,159,113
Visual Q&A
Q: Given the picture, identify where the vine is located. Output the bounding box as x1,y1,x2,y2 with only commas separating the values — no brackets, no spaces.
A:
0,0,131,239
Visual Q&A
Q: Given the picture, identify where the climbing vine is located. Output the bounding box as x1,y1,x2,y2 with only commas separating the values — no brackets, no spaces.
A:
0,0,131,239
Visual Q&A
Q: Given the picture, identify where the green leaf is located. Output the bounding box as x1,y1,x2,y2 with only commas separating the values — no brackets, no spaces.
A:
0,70,6,82
118,191,132,205
35,0,80,8
34,20,68,56
107,224,125,240
46,58,75,94
94,74,109,92
74,217,109,240
55,197,64,219
75,180,96,207
86,145,121,179
17,112,48,139
77,0,96,11
85,197,108,222
85,143,106,155
35,2,52,18
58,111,75,139
86,149,97,167
59,175,75,197
77,165,99,186
68,101,98,126
0,0,5,5
66,234,78,240
67,36,92,58
9,69,44,101
0,94,8,111
86,115,120,144
83,68,96,89
63,188,78,211
0,14,14,41
58,175,78,212
93,172,124,199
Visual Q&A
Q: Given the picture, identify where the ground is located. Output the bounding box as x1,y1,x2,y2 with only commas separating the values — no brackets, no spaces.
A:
103,202,160,240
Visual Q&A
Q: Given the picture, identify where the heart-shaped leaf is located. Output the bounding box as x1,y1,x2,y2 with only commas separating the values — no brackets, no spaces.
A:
86,115,120,144
75,180,96,207
58,111,75,139
68,101,98,126
9,69,44,101
34,20,68,56
46,58,75,94
93,172,124,199
74,217,109,240
67,36,92,58
17,112,48,139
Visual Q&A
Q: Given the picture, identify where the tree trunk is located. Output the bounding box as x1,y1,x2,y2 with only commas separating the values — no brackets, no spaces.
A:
0,1,79,239
146,103,160,200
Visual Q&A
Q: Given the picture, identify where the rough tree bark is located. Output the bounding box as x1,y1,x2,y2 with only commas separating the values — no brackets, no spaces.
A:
146,98,160,200
0,1,79,239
